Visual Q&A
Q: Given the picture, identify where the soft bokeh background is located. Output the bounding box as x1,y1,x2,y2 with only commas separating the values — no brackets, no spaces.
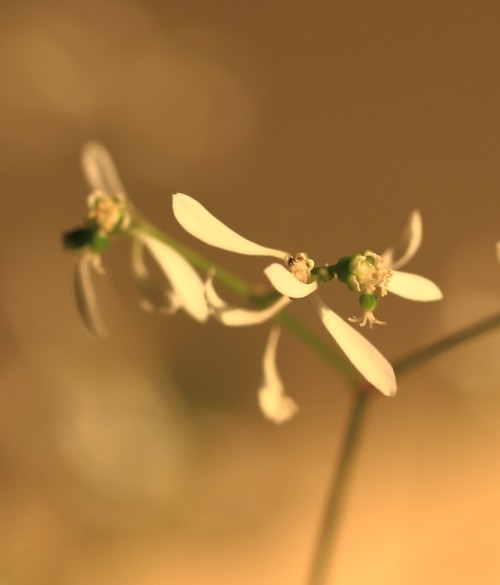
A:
1,1,499,583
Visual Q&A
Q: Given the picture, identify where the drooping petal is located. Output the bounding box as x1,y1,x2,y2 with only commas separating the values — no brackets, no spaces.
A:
382,209,422,270
131,239,180,314
172,193,288,259
131,229,210,323
74,255,108,340
82,142,127,201
313,295,397,396
387,270,443,301
258,326,298,424
205,273,291,326
264,263,318,298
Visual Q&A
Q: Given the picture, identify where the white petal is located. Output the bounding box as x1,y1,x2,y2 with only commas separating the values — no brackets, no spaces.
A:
258,326,298,424
74,256,108,340
131,239,180,315
264,263,318,298
382,209,422,270
82,142,127,201
313,295,397,396
387,270,443,301
172,193,288,259
131,229,210,322
205,274,291,326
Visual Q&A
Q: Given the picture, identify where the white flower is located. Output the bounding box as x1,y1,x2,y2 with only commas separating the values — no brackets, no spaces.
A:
173,193,443,399
68,143,209,338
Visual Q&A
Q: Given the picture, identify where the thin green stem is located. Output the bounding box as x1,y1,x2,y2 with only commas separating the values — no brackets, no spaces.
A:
394,311,500,374
306,310,500,585
307,390,370,585
133,218,358,385
134,219,254,298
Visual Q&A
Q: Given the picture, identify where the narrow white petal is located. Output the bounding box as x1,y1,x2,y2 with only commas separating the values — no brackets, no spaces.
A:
388,270,443,301
258,326,298,424
74,257,108,340
172,193,288,259
382,209,422,270
264,263,318,298
82,142,127,201
205,274,291,326
131,239,179,314
314,295,397,396
131,229,210,322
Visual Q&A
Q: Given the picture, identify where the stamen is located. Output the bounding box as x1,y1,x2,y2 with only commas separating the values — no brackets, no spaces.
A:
285,252,315,283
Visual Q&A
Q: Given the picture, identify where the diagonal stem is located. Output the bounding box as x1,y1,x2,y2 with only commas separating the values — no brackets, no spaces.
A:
306,390,370,585
305,310,500,585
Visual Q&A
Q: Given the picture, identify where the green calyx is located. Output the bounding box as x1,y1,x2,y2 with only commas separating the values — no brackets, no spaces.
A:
62,227,110,253
334,256,354,284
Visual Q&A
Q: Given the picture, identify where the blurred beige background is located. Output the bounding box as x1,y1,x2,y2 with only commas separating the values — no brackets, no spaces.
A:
0,0,499,584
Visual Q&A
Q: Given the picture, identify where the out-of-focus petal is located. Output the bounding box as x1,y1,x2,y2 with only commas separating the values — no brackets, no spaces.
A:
205,274,291,326
258,326,298,424
264,263,318,298
172,193,288,259
388,270,443,301
82,142,127,201
131,229,209,323
131,239,179,314
74,256,108,340
382,210,422,270
314,295,397,396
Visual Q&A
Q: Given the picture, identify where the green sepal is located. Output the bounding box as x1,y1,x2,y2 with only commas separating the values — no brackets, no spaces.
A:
346,274,361,292
62,227,97,250
334,256,354,284
62,227,110,253
359,293,378,312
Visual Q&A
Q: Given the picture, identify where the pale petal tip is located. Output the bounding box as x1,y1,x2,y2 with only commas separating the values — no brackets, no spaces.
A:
258,389,299,424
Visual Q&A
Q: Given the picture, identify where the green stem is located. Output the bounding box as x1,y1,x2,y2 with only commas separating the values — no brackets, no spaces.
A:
134,220,254,298
394,311,500,374
307,391,369,585
306,310,500,585
134,218,358,385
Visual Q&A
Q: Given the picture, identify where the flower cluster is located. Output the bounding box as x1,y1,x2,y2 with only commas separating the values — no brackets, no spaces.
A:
63,143,209,339
64,143,443,425
172,193,442,422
